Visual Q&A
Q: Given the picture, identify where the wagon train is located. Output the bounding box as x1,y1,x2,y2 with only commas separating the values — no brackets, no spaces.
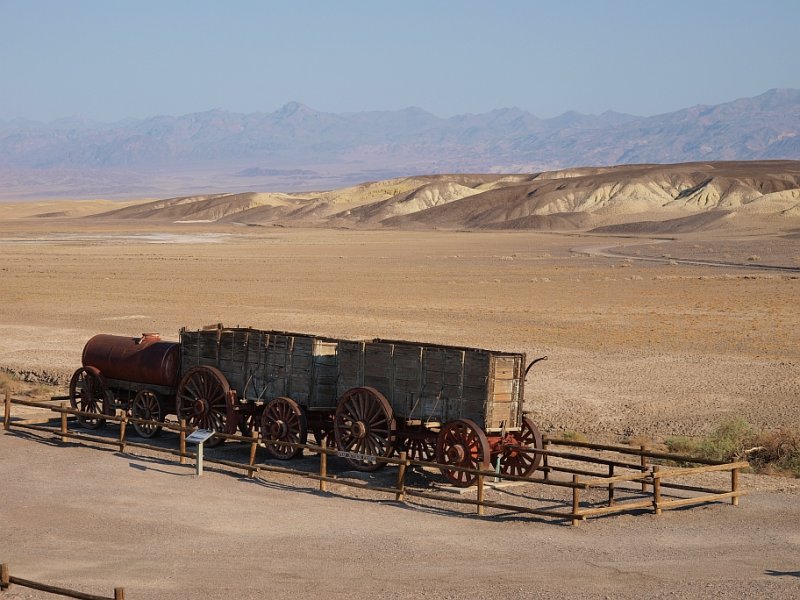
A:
69,325,547,486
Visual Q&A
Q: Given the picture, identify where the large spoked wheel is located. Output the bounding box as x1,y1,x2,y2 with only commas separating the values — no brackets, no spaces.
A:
261,397,308,460
495,416,544,478
436,419,491,487
131,389,165,439
69,366,108,430
334,386,396,472
399,430,437,463
175,366,231,448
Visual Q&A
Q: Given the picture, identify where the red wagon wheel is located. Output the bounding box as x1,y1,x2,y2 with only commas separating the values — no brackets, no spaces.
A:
334,387,396,472
131,389,165,439
175,366,231,448
69,366,108,430
436,419,491,487
495,416,544,478
261,397,308,460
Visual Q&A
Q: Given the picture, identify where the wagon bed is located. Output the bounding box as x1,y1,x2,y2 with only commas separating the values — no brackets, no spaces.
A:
179,325,526,432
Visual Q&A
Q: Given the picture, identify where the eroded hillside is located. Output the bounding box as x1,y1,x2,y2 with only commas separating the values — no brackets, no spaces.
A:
81,161,800,234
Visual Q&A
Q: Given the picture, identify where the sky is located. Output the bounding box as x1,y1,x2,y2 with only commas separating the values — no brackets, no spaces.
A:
1,0,799,122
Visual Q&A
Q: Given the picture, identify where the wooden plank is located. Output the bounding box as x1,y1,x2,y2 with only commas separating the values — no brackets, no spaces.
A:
577,498,654,517
491,379,515,395
658,491,745,510
656,462,750,478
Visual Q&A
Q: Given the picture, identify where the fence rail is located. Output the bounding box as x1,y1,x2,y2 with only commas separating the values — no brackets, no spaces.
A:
3,391,745,526
0,563,123,599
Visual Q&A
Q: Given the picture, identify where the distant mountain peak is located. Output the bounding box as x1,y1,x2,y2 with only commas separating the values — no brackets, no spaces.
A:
0,89,798,199
274,101,316,118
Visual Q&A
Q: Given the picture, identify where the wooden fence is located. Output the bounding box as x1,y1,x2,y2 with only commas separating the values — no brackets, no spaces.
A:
0,562,124,599
3,391,746,526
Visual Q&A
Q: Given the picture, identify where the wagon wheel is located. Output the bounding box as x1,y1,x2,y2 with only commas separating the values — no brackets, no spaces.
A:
261,397,307,460
69,366,107,429
235,403,262,438
436,419,490,487
312,428,336,449
334,387,396,472
399,431,437,463
495,416,543,478
175,366,231,448
131,389,165,439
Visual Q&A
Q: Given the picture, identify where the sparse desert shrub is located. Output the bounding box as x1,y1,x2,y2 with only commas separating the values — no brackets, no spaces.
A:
666,417,755,463
749,428,800,477
560,430,587,443
666,418,800,477
747,255,760,261
0,370,16,394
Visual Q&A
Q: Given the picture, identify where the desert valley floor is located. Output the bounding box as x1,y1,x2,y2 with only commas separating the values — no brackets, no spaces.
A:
1,202,799,599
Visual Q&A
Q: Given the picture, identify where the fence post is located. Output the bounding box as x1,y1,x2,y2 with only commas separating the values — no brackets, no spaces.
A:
118,413,127,453
652,465,662,515
3,390,10,431
542,439,550,481
319,448,328,492
477,471,485,516
571,474,581,526
179,419,187,465
607,464,615,506
1,562,10,590
640,444,648,492
731,467,739,506
395,451,407,502
248,431,259,478
60,402,68,443
114,587,125,600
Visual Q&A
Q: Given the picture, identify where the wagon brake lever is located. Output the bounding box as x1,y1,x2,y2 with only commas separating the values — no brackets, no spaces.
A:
524,356,548,378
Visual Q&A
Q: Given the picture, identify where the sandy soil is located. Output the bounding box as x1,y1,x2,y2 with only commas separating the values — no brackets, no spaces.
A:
1,213,799,598
1,429,799,600
0,219,798,438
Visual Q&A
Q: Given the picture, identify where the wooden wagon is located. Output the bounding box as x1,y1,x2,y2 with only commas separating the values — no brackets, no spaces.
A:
176,324,545,486
69,324,545,486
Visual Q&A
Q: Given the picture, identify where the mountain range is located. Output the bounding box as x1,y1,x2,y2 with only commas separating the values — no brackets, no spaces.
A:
0,89,799,199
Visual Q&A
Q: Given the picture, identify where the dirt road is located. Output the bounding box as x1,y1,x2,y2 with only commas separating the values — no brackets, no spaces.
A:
2,431,799,600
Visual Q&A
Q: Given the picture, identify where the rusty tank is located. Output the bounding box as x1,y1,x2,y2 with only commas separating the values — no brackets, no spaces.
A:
81,333,180,388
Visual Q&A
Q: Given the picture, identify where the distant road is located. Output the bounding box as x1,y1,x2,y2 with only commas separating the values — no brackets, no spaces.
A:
572,242,800,273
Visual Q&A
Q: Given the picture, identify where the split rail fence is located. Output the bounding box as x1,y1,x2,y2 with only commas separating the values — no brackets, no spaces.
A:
3,391,746,526
0,562,124,599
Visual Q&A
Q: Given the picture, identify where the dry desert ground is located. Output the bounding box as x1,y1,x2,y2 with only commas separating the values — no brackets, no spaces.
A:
1,203,799,599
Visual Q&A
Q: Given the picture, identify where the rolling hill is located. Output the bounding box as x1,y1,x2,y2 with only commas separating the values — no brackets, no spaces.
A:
88,160,800,233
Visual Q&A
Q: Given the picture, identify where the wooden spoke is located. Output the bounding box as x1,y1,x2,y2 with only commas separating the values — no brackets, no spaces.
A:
68,366,107,430
399,430,437,462
334,387,395,472
496,416,543,478
436,419,490,487
131,390,164,438
175,366,231,448
261,397,307,460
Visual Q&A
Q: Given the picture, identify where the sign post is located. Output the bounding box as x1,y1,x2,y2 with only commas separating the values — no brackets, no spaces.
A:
185,429,215,476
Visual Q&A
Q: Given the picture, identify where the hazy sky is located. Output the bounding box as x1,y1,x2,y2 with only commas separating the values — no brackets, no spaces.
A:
1,0,799,122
